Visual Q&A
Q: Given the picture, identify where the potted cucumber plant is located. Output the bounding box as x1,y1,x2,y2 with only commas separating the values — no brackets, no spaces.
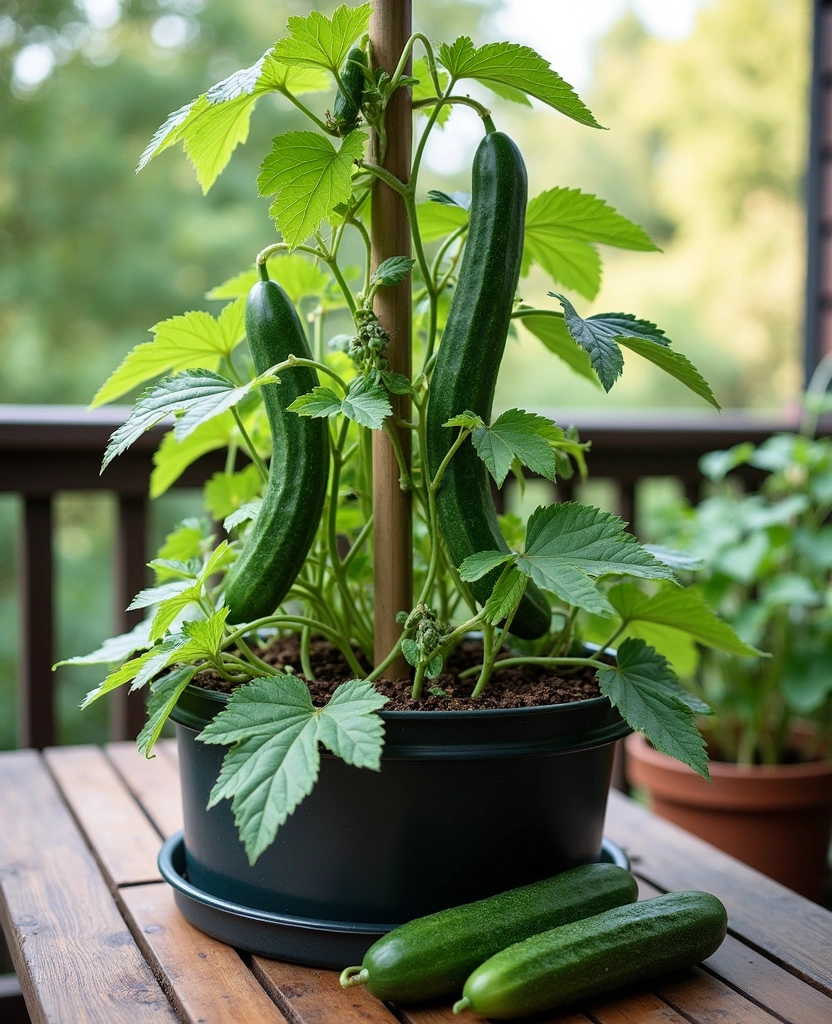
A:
63,0,752,963
627,359,832,901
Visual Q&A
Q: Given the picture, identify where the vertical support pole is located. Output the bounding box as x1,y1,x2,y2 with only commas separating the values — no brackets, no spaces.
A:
804,0,825,380
19,497,55,749
370,0,413,676
110,495,148,741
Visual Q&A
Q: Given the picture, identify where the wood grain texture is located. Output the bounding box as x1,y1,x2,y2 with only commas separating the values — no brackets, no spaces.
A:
45,745,162,888
399,1007,590,1024
656,967,784,1024
637,877,832,1024
121,883,288,1024
590,990,688,1023
0,750,176,1024
252,958,400,1024
607,789,832,993
105,741,183,840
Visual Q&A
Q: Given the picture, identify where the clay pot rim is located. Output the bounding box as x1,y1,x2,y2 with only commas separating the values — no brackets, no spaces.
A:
626,731,832,779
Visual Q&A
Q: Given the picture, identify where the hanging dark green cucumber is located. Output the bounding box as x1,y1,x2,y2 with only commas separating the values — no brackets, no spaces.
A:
425,131,550,639
224,274,329,624
332,47,367,136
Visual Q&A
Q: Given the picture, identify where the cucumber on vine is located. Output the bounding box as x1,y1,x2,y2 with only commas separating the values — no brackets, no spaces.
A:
425,131,551,639
224,276,329,624
332,46,368,136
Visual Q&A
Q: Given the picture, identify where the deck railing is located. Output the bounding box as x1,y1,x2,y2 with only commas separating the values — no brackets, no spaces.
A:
0,404,815,750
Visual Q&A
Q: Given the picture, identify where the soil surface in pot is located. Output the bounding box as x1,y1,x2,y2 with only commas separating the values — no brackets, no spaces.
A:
194,636,603,711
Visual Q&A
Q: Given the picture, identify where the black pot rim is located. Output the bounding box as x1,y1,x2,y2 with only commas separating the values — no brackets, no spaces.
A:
158,829,631,937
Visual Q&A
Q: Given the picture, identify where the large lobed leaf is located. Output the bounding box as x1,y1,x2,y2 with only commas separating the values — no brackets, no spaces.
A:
438,37,600,128
258,130,367,249
472,409,563,487
199,675,387,864
272,4,373,72
515,502,675,616
522,188,657,300
597,639,710,780
138,53,329,193
92,300,246,408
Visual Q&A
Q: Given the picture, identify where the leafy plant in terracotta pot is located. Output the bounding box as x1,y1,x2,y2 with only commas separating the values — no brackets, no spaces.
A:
628,360,832,900
62,1,748,962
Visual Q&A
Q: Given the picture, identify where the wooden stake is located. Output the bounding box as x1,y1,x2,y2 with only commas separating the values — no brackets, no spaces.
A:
370,0,412,676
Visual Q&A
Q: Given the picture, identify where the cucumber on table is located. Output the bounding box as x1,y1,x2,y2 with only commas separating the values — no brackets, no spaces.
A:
340,862,637,1004
454,890,728,1019
425,131,550,640
224,276,329,624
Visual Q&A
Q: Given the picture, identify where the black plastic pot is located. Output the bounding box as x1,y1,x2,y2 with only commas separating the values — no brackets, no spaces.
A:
170,682,630,932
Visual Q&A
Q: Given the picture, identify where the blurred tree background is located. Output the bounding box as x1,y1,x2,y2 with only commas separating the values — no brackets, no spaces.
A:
0,0,811,747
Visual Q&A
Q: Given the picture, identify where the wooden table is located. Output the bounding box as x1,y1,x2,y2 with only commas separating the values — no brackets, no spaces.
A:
0,743,830,1024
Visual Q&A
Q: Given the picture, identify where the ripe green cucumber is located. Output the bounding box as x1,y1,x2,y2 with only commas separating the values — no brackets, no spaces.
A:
454,890,728,1019
425,132,550,640
332,46,367,136
224,276,329,623
339,863,637,1004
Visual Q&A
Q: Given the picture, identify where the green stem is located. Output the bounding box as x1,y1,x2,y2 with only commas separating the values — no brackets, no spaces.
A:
366,637,404,682
510,307,565,321
235,636,279,676
383,420,412,490
412,94,493,122
261,356,348,393
231,408,268,483
342,516,374,570
256,242,327,267
300,625,315,681
359,160,409,197
470,622,495,699
279,87,338,135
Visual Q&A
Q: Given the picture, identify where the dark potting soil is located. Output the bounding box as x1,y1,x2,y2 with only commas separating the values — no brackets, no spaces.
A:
194,635,602,711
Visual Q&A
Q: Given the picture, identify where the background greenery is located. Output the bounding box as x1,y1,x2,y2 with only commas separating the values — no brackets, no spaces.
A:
0,0,810,747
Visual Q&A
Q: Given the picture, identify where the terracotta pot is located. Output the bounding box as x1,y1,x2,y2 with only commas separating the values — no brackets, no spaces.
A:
625,732,832,902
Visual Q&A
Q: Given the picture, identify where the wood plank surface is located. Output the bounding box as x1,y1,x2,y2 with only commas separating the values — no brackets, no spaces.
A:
44,745,162,887
606,789,832,994
590,990,689,1023
399,1007,590,1024
120,883,288,1024
636,878,832,1024
252,957,401,1024
0,750,177,1024
105,742,183,840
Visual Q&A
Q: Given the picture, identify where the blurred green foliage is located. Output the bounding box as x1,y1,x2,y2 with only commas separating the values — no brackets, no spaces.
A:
0,0,810,747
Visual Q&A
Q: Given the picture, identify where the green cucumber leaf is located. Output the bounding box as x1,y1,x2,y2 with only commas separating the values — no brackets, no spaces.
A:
55,618,153,668
272,4,373,72
372,256,415,287
158,518,214,563
459,550,516,582
224,500,262,532
615,336,720,410
514,502,674,615
204,465,263,521
597,639,710,780
551,293,718,407
80,635,189,709
380,371,414,396
92,301,246,408
438,37,600,129
341,374,392,430
401,639,420,668
516,312,600,386
416,200,468,243
291,375,391,430
484,567,528,625
428,189,471,210
642,545,705,572
138,53,328,193
472,409,563,487
608,582,763,658
443,411,484,431
138,666,197,759
288,386,343,419
199,674,386,863
102,370,273,470
258,130,367,249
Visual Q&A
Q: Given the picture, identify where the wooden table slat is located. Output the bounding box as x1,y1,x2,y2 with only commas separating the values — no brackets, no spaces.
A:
590,990,690,1023
105,742,183,841
637,878,832,1024
44,745,163,888
0,750,177,1024
120,883,289,1024
252,956,402,1024
657,967,784,1024
606,790,832,995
